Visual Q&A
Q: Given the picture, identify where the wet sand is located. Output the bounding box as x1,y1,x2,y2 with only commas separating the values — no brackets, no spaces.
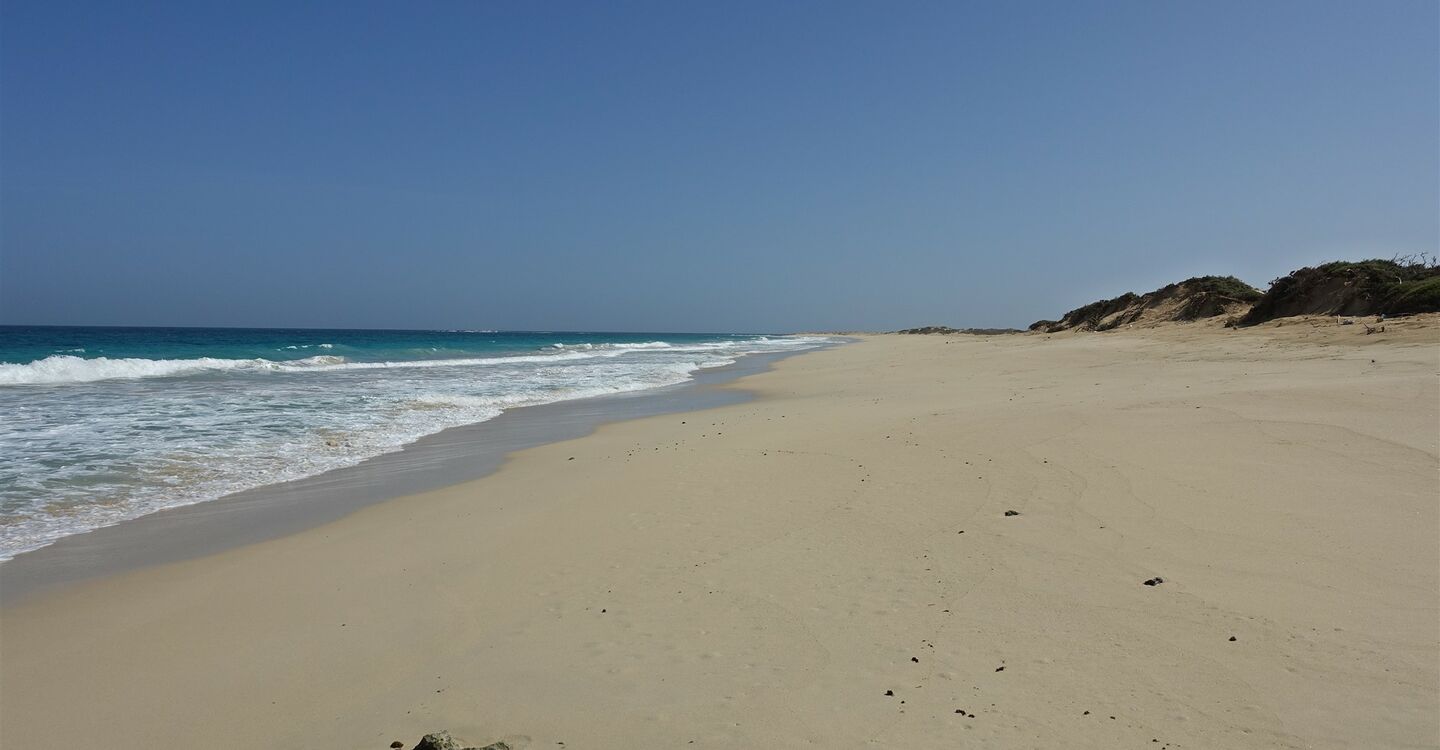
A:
0,347,823,604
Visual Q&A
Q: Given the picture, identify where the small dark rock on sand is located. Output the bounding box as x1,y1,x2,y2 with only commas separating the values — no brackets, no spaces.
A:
1229,636,1237,641
1003,510,1020,516
1143,577,1164,586
414,732,462,750
995,665,1005,672
391,742,404,749
412,731,511,750
884,689,894,696
911,656,919,663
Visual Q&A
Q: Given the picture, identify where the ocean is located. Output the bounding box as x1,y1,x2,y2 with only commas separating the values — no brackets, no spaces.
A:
0,326,829,560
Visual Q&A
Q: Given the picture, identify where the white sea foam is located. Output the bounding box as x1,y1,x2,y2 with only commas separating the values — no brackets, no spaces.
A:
0,338,828,386
0,335,834,559
0,355,260,385
0,354,358,385
551,340,672,351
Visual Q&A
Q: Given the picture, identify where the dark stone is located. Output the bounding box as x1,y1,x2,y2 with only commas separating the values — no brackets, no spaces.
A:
1229,636,1237,642
414,732,462,750
995,665,1005,672
1143,577,1164,586
910,657,919,663
884,690,894,696
1003,510,1020,517
391,742,404,749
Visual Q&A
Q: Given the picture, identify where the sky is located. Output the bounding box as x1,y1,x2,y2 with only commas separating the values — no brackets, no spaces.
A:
2,1,1436,332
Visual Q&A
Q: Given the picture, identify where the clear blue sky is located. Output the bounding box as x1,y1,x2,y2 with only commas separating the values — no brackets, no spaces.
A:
2,1,1436,331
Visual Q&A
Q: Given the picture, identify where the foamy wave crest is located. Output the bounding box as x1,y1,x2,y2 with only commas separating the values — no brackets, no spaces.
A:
2,355,246,385
1,346,681,386
550,340,672,351
1,337,828,386
0,354,355,386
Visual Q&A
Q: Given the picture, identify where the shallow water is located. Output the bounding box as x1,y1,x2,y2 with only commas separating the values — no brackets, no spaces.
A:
0,326,828,559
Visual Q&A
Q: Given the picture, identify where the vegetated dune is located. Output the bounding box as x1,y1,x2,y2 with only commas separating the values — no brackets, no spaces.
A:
1239,259,1440,324
1029,257,1440,333
1029,276,1260,332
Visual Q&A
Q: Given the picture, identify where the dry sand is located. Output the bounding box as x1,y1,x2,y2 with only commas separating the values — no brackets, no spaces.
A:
2,318,1437,749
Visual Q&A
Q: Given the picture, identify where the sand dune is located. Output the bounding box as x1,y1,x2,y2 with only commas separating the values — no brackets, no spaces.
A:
2,319,1436,748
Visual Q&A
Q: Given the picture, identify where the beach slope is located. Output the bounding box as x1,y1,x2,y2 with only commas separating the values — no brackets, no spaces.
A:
2,321,1436,748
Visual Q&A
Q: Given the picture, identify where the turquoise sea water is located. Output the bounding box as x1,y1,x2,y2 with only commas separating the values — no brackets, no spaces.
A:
0,326,829,559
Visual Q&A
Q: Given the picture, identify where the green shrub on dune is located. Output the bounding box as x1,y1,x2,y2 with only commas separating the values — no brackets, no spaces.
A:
1382,276,1440,315
1241,257,1440,323
1182,275,1264,302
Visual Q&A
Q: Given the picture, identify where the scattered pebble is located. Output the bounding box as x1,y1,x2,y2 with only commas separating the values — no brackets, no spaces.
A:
884,690,894,697
1004,510,1020,517
391,742,404,749
1143,577,1164,586
995,665,1005,672
911,657,919,663
1229,636,1237,642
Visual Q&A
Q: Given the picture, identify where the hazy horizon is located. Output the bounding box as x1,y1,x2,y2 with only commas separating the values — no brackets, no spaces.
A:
3,2,1436,331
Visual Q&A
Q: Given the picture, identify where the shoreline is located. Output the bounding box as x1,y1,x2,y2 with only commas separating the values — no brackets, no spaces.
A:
0,341,841,604
1,325,1435,748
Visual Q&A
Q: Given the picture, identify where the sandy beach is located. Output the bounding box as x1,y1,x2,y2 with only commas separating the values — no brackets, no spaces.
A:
2,320,1436,749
